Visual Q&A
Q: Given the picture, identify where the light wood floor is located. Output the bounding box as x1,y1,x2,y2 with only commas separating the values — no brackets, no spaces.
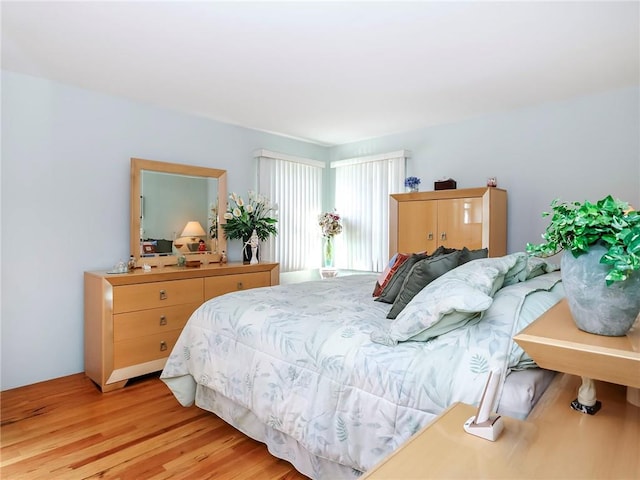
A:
1,373,308,479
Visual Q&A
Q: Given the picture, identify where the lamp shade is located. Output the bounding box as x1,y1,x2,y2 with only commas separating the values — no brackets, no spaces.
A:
181,221,206,238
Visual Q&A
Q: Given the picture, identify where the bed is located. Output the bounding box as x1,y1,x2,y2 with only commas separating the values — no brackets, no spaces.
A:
161,252,564,479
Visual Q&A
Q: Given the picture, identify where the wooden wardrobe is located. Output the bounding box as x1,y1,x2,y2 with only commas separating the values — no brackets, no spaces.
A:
389,187,507,257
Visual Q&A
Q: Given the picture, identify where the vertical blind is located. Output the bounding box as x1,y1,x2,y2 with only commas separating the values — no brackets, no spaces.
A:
332,151,407,272
256,150,324,272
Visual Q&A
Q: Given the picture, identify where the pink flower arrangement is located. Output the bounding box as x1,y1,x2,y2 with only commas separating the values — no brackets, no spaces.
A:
318,211,343,238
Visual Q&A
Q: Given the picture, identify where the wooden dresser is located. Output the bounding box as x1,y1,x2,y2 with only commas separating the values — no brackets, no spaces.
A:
389,187,507,257
84,262,279,392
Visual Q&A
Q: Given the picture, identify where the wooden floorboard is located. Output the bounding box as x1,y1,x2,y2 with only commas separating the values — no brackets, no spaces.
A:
0,373,308,479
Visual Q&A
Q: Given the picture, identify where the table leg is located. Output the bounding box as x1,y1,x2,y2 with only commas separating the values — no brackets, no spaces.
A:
570,376,602,414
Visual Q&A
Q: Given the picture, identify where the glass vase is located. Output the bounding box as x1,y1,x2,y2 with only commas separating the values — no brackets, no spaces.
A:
323,236,334,267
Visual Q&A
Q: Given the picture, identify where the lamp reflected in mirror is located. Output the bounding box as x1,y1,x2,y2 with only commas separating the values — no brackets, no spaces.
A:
180,221,207,252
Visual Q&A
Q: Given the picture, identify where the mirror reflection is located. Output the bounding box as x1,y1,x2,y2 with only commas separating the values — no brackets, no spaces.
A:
140,170,218,254
130,158,227,266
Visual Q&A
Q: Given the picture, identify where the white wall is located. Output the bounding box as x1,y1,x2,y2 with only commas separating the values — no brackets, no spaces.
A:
0,70,327,390
2,70,638,391
330,87,640,255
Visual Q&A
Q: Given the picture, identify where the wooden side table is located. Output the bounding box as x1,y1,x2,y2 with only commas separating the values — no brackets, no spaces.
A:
514,298,640,410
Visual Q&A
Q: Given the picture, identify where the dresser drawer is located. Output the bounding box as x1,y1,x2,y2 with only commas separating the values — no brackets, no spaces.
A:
113,303,200,341
113,278,203,313
113,330,182,369
204,271,271,300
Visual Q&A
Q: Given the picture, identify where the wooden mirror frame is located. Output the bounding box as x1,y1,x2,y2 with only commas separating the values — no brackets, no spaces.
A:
130,158,227,267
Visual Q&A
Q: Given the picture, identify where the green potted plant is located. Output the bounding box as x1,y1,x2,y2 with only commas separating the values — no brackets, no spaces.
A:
527,195,640,336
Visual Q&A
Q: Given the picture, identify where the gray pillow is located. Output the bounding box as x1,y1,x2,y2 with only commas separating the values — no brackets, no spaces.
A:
387,251,461,319
375,253,428,304
458,247,488,265
376,247,459,304
155,238,174,254
430,246,458,257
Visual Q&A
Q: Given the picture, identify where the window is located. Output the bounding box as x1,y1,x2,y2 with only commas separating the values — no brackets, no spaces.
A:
332,150,407,272
256,150,324,272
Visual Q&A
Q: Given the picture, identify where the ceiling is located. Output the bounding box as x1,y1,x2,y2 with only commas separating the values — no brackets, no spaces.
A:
2,1,639,146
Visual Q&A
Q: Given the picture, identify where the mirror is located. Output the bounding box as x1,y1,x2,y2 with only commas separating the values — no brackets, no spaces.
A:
130,158,227,266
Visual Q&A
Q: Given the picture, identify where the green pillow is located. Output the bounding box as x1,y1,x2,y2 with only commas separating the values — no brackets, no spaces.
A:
502,255,560,287
375,246,457,304
430,246,458,257
375,253,428,304
502,253,529,286
387,250,461,319
370,283,492,346
458,247,488,265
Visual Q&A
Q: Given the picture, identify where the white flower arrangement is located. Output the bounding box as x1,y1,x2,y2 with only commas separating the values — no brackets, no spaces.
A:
222,191,278,241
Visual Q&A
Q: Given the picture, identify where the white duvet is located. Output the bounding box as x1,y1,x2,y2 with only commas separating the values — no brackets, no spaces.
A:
161,270,562,477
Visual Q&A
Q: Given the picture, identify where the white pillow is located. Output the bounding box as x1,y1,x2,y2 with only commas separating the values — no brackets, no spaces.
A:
502,255,560,287
370,253,525,345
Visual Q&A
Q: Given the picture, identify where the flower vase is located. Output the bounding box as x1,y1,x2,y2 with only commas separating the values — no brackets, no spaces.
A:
242,237,254,264
323,236,334,267
561,245,640,336
243,230,260,264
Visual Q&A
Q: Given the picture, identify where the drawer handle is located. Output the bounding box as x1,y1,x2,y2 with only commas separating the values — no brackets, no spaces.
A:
159,289,167,300
160,341,167,352
159,315,167,326
237,282,244,290
427,232,433,240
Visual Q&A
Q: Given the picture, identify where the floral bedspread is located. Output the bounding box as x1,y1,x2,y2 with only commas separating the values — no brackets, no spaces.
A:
160,273,560,474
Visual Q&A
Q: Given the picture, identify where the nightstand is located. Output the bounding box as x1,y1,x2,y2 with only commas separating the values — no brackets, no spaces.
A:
514,298,640,410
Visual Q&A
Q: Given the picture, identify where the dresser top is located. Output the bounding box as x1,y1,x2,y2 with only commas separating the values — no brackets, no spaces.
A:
85,262,279,285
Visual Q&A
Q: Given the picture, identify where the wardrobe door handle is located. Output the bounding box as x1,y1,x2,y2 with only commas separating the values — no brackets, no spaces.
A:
427,232,433,240
441,232,447,241
159,289,167,300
